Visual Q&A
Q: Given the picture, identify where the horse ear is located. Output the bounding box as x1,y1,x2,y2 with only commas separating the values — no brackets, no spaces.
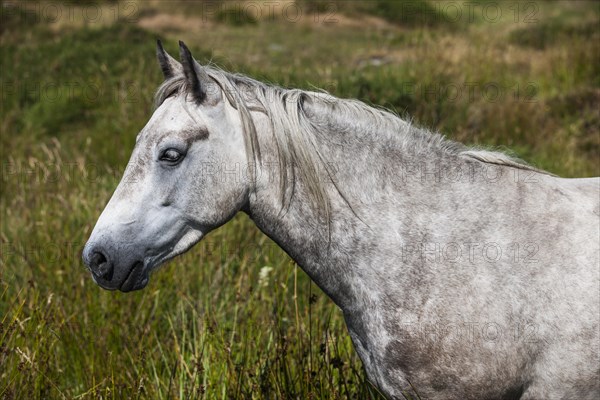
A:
156,40,182,79
178,40,216,104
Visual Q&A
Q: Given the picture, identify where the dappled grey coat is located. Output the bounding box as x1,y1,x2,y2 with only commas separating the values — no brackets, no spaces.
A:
83,41,600,399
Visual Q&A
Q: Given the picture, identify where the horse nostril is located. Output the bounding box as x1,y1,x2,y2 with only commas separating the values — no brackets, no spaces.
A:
91,251,106,265
90,251,113,281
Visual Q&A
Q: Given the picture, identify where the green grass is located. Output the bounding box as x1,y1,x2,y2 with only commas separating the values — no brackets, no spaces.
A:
509,18,600,49
1,1,599,399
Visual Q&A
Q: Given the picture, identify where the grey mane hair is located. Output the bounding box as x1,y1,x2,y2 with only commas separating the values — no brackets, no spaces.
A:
154,65,549,220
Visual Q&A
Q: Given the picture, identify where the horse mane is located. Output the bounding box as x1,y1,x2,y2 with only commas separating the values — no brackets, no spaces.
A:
154,65,549,217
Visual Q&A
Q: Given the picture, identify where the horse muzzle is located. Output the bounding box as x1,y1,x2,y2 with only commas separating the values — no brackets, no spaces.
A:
82,244,149,292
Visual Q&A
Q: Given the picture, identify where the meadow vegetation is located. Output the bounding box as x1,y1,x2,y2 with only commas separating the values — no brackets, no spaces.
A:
1,1,598,398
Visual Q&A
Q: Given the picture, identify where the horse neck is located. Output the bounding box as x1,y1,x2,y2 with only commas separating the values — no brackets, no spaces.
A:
244,98,474,308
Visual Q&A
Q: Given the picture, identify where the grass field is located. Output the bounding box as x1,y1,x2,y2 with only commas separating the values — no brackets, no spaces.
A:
1,1,598,399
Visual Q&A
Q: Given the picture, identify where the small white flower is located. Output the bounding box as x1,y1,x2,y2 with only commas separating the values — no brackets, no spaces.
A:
258,266,273,287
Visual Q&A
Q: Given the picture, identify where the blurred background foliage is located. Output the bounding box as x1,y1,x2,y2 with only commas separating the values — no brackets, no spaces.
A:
1,0,598,399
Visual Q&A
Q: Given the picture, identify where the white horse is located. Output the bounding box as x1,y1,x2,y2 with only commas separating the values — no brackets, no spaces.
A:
83,41,600,399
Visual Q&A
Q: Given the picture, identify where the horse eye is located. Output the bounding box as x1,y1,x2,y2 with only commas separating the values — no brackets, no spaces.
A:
159,149,183,164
